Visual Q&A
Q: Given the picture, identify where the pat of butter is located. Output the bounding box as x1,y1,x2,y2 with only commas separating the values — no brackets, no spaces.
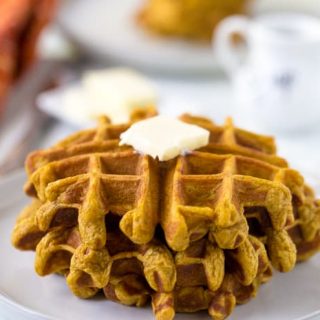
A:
63,68,157,125
120,116,210,161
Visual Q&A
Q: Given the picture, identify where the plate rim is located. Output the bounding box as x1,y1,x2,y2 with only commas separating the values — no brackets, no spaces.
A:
0,290,55,320
0,170,55,319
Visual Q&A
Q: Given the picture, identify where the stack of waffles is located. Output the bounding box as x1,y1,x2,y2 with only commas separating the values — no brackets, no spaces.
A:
12,113,320,320
138,0,251,41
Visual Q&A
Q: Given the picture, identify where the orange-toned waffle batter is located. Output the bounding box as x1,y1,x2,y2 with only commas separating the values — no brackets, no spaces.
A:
138,0,251,41
12,114,320,320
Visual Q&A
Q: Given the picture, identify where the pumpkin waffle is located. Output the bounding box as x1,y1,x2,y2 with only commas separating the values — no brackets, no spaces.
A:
138,0,250,41
11,199,45,250
105,235,272,320
24,109,158,251
13,208,271,320
246,185,320,264
23,114,303,257
12,114,320,320
180,114,287,167
286,186,320,261
162,150,303,253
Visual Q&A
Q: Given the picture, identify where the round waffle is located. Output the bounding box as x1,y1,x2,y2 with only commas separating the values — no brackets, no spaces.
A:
137,0,250,41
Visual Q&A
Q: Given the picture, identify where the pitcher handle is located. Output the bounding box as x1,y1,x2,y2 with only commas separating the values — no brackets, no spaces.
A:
214,15,251,75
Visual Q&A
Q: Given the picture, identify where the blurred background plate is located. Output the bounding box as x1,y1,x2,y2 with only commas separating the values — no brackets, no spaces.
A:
57,0,320,74
58,0,222,74
255,0,320,15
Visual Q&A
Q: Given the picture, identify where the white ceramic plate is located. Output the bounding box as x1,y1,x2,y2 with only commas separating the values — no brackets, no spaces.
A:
1,170,320,320
57,0,219,74
37,84,94,129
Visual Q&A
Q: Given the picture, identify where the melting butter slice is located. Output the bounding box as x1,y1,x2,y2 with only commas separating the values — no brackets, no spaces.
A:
120,115,210,161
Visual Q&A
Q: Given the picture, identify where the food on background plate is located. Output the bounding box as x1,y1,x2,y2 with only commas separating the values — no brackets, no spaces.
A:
138,0,251,41
62,68,158,125
12,113,320,320
0,0,57,116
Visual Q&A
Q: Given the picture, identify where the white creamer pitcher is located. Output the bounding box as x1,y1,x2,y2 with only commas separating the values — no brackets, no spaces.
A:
214,13,320,133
